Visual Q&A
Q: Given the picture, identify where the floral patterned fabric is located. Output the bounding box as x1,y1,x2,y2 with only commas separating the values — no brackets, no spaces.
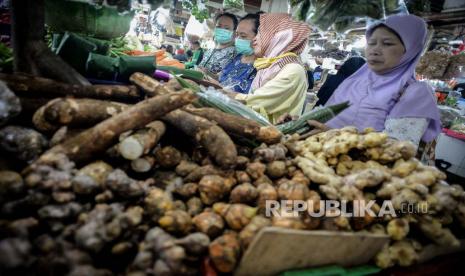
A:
219,54,256,94
384,117,429,146
199,46,236,75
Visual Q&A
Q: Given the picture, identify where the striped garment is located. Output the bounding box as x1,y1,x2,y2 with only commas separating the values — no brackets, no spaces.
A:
257,13,310,68
251,13,311,90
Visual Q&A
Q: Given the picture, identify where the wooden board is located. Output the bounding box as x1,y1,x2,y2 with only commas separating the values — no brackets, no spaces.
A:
235,227,389,276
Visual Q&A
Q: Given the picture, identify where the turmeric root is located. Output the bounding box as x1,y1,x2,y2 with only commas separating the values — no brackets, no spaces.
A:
266,161,287,179
199,175,230,205
175,232,210,255
158,210,192,235
174,183,198,199
186,197,203,217
193,210,225,238
73,161,112,195
209,232,241,273
245,162,266,180
175,160,199,177
153,146,182,168
253,143,288,162
144,187,174,222
230,183,258,204
239,215,271,249
213,203,257,230
256,183,278,212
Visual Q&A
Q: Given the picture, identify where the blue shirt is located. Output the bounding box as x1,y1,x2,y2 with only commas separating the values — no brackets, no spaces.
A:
219,54,256,94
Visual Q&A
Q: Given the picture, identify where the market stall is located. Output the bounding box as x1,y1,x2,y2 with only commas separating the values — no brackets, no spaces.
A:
1,0,465,275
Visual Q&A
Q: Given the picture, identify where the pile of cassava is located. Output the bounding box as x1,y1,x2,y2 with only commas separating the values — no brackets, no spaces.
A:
0,72,464,275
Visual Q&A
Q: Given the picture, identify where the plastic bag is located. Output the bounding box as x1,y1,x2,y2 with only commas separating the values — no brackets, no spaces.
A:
450,117,465,134
184,15,210,39
198,87,271,126
289,0,409,33
438,105,462,128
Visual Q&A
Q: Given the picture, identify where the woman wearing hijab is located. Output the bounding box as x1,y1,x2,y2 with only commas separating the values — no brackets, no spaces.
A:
323,14,441,146
198,13,237,78
315,56,366,106
235,13,310,124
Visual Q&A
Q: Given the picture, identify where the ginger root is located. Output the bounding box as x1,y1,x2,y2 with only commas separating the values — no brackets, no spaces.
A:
387,218,409,240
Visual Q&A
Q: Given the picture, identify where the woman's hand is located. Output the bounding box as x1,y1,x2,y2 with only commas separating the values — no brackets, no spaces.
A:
204,75,221,86
276,113,298,125
221,88,238,100
300,120,330,139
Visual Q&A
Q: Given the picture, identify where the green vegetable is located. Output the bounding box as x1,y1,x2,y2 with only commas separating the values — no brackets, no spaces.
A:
181,0,210,22
109,36,132,57
158,66,204,80
277,102,350,134
223,0,244,10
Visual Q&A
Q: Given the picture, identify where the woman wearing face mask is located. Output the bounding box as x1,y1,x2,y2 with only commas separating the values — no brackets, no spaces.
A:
217,13,260,94
321,14,441,147
234,13,310,124
198,13,237,78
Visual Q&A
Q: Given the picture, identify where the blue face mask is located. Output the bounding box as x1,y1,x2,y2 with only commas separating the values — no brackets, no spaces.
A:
214,28,233,44
235,38,254,55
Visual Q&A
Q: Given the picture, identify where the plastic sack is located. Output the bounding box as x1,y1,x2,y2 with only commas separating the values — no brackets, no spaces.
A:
198,87,271,126
289,0,409,33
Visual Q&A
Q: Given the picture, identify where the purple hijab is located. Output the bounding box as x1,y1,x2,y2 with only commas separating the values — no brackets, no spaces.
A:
325,14,441,142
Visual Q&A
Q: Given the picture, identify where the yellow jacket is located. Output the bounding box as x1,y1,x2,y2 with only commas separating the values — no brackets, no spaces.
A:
236,63,308,124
